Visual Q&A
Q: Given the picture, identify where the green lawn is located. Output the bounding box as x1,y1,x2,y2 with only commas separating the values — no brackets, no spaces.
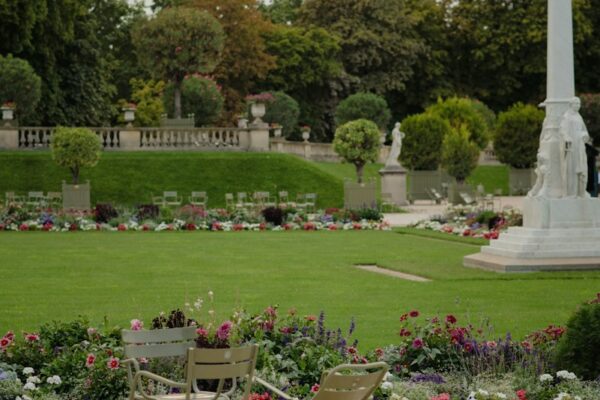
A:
1,231,598,350
0,152,343,208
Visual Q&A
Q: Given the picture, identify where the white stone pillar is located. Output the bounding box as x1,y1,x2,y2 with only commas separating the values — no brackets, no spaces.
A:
547,0,575,102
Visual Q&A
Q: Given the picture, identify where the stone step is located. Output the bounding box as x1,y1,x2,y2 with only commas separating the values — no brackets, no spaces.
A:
482,246,600,259
495,234,600,245
489,240,600,253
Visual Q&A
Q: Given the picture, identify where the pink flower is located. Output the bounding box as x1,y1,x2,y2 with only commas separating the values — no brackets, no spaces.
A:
445,315,457,324
25,333,40,342
87,327,97,336
516,389,527,400
431,394,451,400
216,321,233,340
85,353,96,368
0,337,10,349
310,384,320,393
486,341,497,349
130,319,143,331
375,348,384,359
3,331,14,341
305,315,317,321
412,338,424,349
196,328,208,337
107,357,120,370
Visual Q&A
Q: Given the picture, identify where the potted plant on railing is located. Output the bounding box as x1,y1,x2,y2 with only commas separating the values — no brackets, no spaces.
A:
51,127,102,210
246,93,275,124
1,101,15,121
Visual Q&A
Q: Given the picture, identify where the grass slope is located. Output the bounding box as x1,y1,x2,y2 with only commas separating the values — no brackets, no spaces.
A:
1,231,598,349
0,152,343,208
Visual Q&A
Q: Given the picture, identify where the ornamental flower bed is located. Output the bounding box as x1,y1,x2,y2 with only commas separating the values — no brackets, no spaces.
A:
413,205,523,240
1,294,599,400
0,204,390,233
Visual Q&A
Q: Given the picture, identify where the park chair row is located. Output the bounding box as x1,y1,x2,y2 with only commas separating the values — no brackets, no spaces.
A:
225,191,317,212
5,191,62,208
122,326,388,400
153,191,207,208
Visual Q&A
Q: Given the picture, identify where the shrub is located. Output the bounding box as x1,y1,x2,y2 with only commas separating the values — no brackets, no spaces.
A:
137,204,159,220
579,93,600,145
333,119,381,183
262,206,284,226
471,99,497,133
51,127,102,184
426,97,490,150
335,92,391,131
555,295,600,380
94,204,118,223
121,78,166,127
494,103,544,169
262,91,300,138
441,126,480,183
400,113,451,171
0,54,42,123
164,75,224,126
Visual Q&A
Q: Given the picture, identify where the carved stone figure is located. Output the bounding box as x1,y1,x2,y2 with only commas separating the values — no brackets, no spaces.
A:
528,152,550,197
560,97,590,198
385,122,405,168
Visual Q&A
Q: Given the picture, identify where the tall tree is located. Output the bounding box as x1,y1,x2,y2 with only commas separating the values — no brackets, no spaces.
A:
186,0,276,122
259,0,303,25
132,6,225,118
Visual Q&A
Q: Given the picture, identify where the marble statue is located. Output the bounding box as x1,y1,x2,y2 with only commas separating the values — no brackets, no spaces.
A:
560,97,590,198
528,152,550,197
385,122,405,168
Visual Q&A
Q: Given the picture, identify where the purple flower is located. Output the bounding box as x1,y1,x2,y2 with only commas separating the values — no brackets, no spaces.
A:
217,321,233,340
412,338,424,349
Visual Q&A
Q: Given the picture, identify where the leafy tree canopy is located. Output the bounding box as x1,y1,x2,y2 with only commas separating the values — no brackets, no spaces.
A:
333,119,381,183
0,54,41,121
51,127,102,184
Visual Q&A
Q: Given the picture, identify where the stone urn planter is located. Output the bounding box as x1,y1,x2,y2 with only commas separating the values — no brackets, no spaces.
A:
272,124,282,137
1,103,15,121
62,181,91,211
250,102,266,123
301,127,311,143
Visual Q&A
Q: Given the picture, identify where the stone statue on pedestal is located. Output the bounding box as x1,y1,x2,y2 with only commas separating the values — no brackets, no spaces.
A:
385,122,405,168
560,97,590,198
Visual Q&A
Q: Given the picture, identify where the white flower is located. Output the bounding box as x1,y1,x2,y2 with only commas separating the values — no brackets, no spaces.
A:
22,368,34,375
26,376,40,384
194,298,203,310
467,392,477,400
46,375,61,385
478,389,490,396
208,291,214,301
556,370,577,380
380,381,393,391
540,373,554,382
384,372,394,381
23,382,36,391
494,393,507,399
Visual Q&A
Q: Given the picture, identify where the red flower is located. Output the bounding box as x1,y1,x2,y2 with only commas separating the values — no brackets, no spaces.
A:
328,224,338,231
516,389,527,400
233,223,244,231
352,223,362,230
85,353,96,368
142,224,150,231
431,394,451,400
259,222,266,231
25,333,40,342
69,223,78,231
42,223,53,231
310,384,320,393
375,348,384,359
399,328,411,337
196,328,208,337
3,331,14,341
412,338,424,349
399,313,408,322
463,342,474,353
0,337,10,348
117,224,127,231
186,223,196,231
409,310,419,318
19,223,29,231
347,346,357,354
107,357,120,370
305,315,317,321
446,315,457,324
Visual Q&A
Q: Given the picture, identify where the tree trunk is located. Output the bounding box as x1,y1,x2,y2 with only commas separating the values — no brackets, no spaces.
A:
70,166,79,185
356,163,365,184
174,79,182,119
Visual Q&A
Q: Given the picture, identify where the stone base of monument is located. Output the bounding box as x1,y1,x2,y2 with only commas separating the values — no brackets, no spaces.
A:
379,166,408,206
464,197,600,272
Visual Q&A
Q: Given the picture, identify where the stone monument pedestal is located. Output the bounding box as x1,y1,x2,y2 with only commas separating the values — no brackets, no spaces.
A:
464,197,600,272
379,166,408,206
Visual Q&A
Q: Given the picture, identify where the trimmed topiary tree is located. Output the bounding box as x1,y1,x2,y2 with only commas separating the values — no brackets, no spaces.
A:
164,75,224,126
51,127,102,184
426,97,489,150
335,92,391,131
133,7,225,119
400,113,451,171
555,296,600,380
333,119,381,183
441,126,480,184
580,93,600,146
0,54,41,123
494,103,545,169
263,91,300,138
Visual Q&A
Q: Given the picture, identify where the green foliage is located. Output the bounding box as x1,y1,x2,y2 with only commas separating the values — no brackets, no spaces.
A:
51,128,102,184
0,54,41,121
263,91,300,138
471,100,497,133
126,78,166,127
333,119,381,183
164,75,224,126
441,126,480,183
132,6,225,118
427,97,490,150
579,93,600,145
494,103,545,169
335,92,392,131
259,0,303,24
555,299,600,380
400,113,451,171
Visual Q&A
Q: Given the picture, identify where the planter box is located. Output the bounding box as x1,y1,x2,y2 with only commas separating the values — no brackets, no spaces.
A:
344,180,377,209
407,170,443,203
62,181,91,211
509,168,534,195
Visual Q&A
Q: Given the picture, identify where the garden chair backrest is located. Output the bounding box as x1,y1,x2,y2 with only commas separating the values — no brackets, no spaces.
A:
6,192,15,200
305,193,317,204
314,362,388,400
164,191,178,199
47,192,62,200
184,345,259,400
237,192,247,201
191,191,207,198
121,326,197,360
278,191,288,202
28,191,44,198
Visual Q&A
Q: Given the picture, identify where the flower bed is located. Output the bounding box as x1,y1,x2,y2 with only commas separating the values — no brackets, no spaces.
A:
0,204,390,233
1,293,599,400
413,205,523,240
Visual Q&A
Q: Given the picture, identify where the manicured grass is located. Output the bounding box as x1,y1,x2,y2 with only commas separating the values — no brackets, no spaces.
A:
0,152,343,208
468,165,510,195
1,231,598,349
395,227,490,246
